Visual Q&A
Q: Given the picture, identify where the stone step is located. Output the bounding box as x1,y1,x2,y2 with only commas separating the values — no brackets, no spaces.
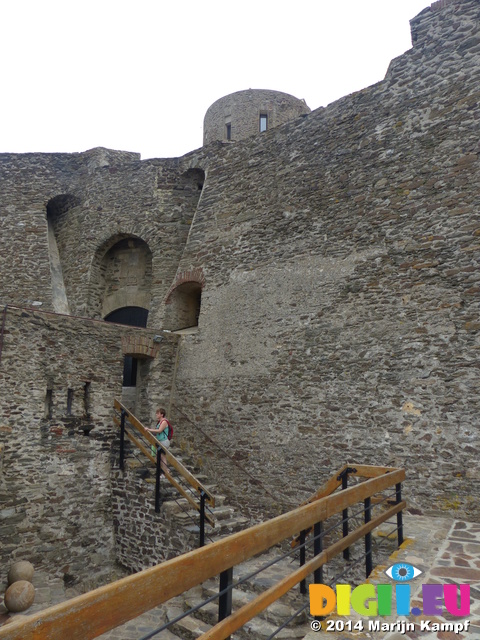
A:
163,493,227,515
232,550,301,596
168,612,213,639
168,581,311,640
200,582,307,628
238,616,309,639
204,515,250,540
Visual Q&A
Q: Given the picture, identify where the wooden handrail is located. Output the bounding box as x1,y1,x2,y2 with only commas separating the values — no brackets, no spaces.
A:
113,399,215,509
291,463,400,547
114,415,215,526
302,463,399,505
0,467,405,640
199,501,405,640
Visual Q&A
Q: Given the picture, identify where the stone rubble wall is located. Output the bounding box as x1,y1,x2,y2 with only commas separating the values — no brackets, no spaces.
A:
0,148,197,327
111,465,197,573
169,0,480,520
0,0,479,594
0,306,178,587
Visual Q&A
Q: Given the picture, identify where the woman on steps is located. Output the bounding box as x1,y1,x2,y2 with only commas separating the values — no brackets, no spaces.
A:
147,407,170,476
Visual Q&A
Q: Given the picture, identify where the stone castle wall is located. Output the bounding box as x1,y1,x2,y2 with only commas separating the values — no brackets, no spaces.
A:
170,0,480,519
0,0,479,588
0,148,203,325
0,306,178,584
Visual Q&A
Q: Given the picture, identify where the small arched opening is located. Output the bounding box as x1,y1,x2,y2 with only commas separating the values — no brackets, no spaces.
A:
167,282,202,332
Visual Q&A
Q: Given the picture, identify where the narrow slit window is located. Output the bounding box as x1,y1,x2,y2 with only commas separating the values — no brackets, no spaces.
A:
83,382,91,417
225,123,232,141
260,113,268,132
67,389,74,415
45,389,53,419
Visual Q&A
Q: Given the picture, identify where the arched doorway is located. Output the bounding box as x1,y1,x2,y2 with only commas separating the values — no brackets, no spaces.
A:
105,306,148,387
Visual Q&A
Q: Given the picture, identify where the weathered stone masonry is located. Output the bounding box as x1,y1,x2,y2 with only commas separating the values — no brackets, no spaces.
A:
170,0,480,519
0,307,178,581
0,0,479,587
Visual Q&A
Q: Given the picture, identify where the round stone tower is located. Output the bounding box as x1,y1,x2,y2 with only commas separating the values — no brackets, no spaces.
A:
203,89,311,145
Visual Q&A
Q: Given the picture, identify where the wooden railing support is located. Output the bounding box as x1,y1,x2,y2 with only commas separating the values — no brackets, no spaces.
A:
0,465,406,640
199,498,405,640
113,399,216,527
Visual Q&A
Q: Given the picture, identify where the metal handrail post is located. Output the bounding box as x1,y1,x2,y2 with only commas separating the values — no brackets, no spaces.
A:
0,304,7,366
299,529,307,594
218,567,233,624
119,410,126,471
199,491,206,547
313,521,323,585
364,497,372,578
342,472,350,560
396,482,404,546
155,447,162,513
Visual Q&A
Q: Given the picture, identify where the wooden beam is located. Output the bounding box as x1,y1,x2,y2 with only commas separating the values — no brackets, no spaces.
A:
291,463,403,547
0,470,404,640
198,500,406,640
350,464,398,478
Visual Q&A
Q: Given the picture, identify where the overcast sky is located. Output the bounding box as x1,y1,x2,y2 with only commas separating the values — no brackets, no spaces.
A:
0,0,431,160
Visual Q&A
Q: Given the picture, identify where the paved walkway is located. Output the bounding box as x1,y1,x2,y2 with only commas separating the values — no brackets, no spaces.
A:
1,514,479,639
381,515,480,639
304,515,480,639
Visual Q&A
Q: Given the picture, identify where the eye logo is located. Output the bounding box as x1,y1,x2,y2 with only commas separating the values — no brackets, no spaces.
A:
385,562,422,582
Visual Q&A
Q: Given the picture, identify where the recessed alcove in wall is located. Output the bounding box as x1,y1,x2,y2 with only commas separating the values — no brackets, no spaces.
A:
164,281,202,332
46,193,81,314
89,235,153,320
101,238,152,319
175,168,205,194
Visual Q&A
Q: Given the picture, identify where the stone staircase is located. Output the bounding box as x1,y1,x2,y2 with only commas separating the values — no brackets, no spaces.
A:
98,548,315,639
160,478,251,544
97,521,401,640
165,559,312,639
118,417,251,540
110,445,402,639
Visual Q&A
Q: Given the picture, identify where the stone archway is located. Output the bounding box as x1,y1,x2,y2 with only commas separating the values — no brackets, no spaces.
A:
89,235,153,320
164,268,205,332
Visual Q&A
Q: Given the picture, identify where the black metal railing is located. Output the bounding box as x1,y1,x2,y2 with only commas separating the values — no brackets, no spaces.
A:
0,464,405,640
135,470,406,640
115,399,216,547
